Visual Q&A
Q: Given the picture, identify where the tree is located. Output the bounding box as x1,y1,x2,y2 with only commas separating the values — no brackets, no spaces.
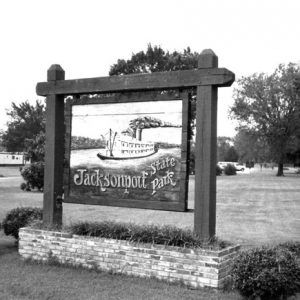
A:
0,131,5,151
24,132,45,162
2,100,45,152
234,129,271,163
230,63,300,176
224,146,239,162
217,136,232,161
109,44,199,76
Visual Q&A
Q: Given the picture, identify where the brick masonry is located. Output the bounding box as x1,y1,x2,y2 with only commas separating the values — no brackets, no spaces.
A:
18,227,240,289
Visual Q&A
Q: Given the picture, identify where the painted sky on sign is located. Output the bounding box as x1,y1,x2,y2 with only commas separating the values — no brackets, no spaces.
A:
72,100,182,144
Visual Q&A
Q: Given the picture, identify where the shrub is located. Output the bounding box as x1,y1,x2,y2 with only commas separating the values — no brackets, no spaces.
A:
2,207,43,239
224,163,237,175
20,162,44,191
20,182,27,191
216,164,222,176
69,221,230,250
20,182,31,191
278,241,300,257
232,246,300,299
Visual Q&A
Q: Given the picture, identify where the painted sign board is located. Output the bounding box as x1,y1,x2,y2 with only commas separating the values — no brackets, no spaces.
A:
64,93,190,211
39,51,234,237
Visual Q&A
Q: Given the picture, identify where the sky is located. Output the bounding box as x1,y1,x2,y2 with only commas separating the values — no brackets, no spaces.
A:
1,0,299,137
72,100,182,144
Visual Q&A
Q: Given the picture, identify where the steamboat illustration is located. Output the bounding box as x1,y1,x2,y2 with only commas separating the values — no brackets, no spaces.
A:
97,128,158,160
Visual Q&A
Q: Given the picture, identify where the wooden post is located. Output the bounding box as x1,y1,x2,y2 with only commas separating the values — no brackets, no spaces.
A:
43,64,65,226
194,49,218,239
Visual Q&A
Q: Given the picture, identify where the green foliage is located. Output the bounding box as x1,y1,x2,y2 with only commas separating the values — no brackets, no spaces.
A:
234,129,271,163
0,132,5,151
69,221,229,249
278,241,300,257
20,162,44,191
24,132,45,162
2,207,43,239
224,146,239,162
20,182,30,191
216,164,222,176
224,164,237,175
217,136,232,162
71,136,106,150
2,100,45,152
230,63,300,176
232,245,300,299
109,44,199,76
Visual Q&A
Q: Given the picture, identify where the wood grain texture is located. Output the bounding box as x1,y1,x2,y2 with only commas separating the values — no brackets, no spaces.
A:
64,195,186,211
179,92,190,211
43,65,65,226
194,86,217,238
63,99,72,198
43,98,64,225
36,68,234,96
67,91,182,105
194,50,218,239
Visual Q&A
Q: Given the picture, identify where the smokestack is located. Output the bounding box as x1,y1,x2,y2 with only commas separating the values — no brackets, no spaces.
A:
132,128,137,138
136,128,142,141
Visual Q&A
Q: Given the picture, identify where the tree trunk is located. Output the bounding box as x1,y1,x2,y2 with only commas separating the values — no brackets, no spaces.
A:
277,162,284,176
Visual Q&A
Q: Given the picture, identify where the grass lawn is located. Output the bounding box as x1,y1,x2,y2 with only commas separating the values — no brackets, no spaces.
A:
1,165,299,247
0,166,299,299
216,167,300,246
62,166,300,247
0,166,41,217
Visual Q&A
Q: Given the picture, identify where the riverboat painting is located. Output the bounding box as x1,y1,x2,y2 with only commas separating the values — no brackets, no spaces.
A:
97,128,158,160
66,99,187,210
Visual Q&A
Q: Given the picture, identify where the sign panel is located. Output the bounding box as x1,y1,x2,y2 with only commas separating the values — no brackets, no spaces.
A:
64,94,189,211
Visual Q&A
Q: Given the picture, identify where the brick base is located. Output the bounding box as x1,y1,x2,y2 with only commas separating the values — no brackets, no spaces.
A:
19,227,240,289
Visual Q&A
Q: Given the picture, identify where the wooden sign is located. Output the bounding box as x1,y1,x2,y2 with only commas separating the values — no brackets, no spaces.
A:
64,93,189,211
37,49,235,238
